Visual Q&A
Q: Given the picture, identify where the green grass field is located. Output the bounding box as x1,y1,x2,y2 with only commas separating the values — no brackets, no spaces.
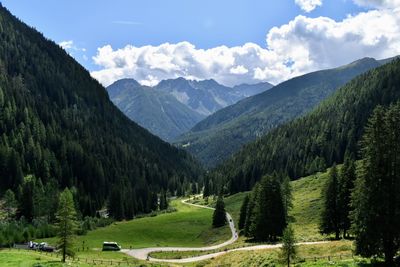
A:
39,199,230,250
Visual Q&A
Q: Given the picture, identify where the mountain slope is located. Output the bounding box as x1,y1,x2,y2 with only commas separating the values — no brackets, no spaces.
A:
211,58,400,194
176,58,384,167
108,79,205,141
0,5,201,217
108,78,273,141
155,78,273,117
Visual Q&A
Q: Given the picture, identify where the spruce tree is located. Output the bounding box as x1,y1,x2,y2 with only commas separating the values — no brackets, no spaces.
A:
3,189,17,220
352,104,400,265
280,225,297,267
338,155,356,238
212,195,226,228
238,195,249,230
249,175,286,241
320,164,341,239
281,176,293,220
56,188,78,262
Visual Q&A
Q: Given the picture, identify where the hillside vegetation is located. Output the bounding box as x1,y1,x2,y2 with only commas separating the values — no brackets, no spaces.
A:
0,4,201,222
176,58,383,167
211,59,400,194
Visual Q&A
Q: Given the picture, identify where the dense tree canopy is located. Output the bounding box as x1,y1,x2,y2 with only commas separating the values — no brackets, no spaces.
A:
0,5,201,221
352,103,400,265
211,59,400,196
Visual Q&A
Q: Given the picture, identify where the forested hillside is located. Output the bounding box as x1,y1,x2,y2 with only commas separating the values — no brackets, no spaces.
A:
0,5,201,221
208,59,400,194
176,58,384,167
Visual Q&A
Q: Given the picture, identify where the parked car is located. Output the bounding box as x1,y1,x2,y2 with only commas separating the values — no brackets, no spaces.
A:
38,242,55,252
102,242,121,251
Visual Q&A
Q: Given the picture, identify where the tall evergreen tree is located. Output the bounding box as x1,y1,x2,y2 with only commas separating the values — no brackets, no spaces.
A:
338,155,356,238
238,195,249,230
55,188,78,262
352,104,400,265
320,164,341,239
280,225,297,267
281,176,293,221
249,175,286,241
212,195,226,228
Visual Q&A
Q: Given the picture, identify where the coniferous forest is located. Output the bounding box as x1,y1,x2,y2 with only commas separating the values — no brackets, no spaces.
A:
208,59,400,195
0,4,202,244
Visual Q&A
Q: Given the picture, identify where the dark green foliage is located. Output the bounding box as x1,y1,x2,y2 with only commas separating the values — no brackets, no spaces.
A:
2,189,17,220
320,164,341,239
212,59,400,195
212,195,226,228
159,190,169,211
352,103,400,265
0,6,201,221
56,188,78,262
281,176,293,220
338,155,356,238
177,58,383,168
280,225,297,267
241,175,286,241
238,195,249,230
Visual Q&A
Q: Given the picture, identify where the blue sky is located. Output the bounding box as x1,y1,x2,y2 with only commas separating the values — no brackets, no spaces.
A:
2,0,399,86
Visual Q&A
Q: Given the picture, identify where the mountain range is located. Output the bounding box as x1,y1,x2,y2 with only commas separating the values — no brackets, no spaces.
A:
108,77,273,141
176,57,388,167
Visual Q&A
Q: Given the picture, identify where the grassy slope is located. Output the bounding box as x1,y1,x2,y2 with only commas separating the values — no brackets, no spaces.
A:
40,199,230,250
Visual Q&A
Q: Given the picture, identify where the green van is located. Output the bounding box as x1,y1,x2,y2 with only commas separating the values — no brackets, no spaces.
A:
102,242,121,251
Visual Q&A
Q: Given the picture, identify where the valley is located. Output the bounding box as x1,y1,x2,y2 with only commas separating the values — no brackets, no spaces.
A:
1,1,400,266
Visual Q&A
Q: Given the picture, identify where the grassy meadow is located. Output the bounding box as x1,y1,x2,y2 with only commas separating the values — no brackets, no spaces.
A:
38,199,230,250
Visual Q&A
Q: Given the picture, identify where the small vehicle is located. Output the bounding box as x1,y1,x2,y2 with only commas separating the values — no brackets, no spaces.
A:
38,242,55,252
102,242,121,251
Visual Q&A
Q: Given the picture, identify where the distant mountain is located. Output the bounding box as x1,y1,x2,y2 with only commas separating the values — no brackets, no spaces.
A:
211,58,400,194
0,4,201,219
108,79,205,141
176,57,385,168
108,78,273,141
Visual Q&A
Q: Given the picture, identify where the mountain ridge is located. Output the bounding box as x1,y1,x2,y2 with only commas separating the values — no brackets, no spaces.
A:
108,77,273,141
176,57,386,167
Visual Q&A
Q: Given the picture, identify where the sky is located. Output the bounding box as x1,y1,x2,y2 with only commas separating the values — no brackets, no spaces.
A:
2,0,400,87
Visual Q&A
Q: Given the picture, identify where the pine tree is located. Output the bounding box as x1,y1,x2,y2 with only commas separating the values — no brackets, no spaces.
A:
238,195,249,230
212,195,227,228
352,104,400,265
55,188,78,262
281,176,293,220
338,155,356,238
249,175,286,241
320,164,341,239
280,225,297,267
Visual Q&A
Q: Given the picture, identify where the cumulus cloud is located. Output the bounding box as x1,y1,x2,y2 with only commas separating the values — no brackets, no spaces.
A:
295,0,323,12
91,6,400,87
59,40,86,53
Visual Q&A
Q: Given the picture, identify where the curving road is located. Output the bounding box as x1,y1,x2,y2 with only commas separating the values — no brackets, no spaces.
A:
122,196,327,263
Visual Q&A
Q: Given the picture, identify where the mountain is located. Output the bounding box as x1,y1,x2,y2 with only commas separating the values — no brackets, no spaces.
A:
107,79,205,141
108,78,273,141
176,57,385,168
210,58,400,194
0,5,201,219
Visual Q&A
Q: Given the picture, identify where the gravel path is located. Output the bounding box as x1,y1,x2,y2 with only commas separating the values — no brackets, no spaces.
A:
122,196,327,263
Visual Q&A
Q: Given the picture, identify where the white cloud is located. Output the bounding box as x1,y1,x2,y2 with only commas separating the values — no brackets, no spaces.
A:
353,0,400,8
295,0,323,12
59,40,74,50
91,6,400,87
59,40,86,53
